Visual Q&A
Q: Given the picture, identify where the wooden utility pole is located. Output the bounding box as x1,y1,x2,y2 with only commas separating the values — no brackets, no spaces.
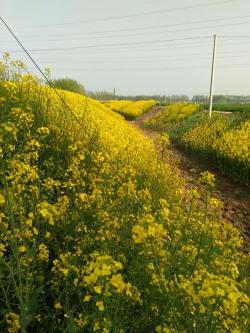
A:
208,34,217,118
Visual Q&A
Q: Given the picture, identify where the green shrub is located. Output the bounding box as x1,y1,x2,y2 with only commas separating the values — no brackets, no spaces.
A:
51,77,85,95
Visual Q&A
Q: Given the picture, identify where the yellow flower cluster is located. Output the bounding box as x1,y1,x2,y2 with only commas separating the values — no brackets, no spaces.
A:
105,99,156,119
145,102,249,183
37,243,49,261
83,253,141,306
216,120,250,165
199,170,216,187
5,313,21,333
0,55,249,332
182,115,228,152
179,268,249,332
144,102,200,130
182,115,250,183
132,213,167,244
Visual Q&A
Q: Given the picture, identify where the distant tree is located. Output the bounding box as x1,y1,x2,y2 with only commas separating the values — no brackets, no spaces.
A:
51,77,85,95
213,95,226,104
87,90,116,101
192,95,208,103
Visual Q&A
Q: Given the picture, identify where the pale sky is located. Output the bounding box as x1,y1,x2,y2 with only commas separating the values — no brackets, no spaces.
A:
1,0,250,96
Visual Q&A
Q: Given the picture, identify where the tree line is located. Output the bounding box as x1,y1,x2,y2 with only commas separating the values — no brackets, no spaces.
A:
50,77,250,104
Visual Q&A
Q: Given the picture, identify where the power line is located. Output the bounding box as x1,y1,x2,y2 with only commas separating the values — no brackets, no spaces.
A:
0,40,213,54
0,50,209,64
14,0,238,29
20,53,250,66
32,63,250,72
1,13,249,40
2,20,250,44
0,36,213,53
3,39,250,56
31,49,250,60
3,35,250,54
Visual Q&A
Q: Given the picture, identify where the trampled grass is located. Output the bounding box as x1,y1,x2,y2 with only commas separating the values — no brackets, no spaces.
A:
0,55,249,332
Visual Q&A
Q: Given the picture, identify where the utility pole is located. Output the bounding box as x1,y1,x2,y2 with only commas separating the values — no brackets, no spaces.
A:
113,88,116,96
208,34,217,118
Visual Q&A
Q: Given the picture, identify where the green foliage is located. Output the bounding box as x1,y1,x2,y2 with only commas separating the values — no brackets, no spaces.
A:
203,103,250,113
51,77,85,95
87,90,116,101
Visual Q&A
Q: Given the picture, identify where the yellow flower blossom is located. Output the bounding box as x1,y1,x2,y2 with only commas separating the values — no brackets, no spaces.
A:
0,243,6,257
0,193,5,205
54,302,62,310
94,285,102,294
199,171,215,187
96,300,104,311
36,127,50,135
45,231,51,239
60,268,69,277
5,312,21,333
37,244,49,261
109,274,125,293
83,295,91,302
18,245,26,253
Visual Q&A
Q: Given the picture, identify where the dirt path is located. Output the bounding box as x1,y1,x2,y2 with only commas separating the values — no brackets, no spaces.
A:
131,107,250,251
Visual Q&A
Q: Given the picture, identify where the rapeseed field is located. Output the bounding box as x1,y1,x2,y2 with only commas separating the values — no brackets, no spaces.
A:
0,55,249,332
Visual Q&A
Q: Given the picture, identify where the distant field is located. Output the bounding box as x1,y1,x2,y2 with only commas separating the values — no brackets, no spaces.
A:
203,103,250,113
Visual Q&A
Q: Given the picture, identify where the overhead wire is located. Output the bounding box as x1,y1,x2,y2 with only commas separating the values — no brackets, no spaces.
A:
18,52,250,66
0,4,249,90
1,13,248,40
14,0,238,29
2,36,250,55
38,63,250,72
2,20,250,43
0,36,214,53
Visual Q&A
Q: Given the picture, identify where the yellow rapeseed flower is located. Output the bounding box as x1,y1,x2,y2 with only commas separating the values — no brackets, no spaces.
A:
0,193,5,205
83,295,91,302
37,244,49,261
0,243,6,257
18,245,26,253
5,312,21,333
96,300,104,311
93,285,102,294
54,302,62,310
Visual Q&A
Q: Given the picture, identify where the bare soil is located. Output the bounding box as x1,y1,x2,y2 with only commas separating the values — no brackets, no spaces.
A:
130,107,250,251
